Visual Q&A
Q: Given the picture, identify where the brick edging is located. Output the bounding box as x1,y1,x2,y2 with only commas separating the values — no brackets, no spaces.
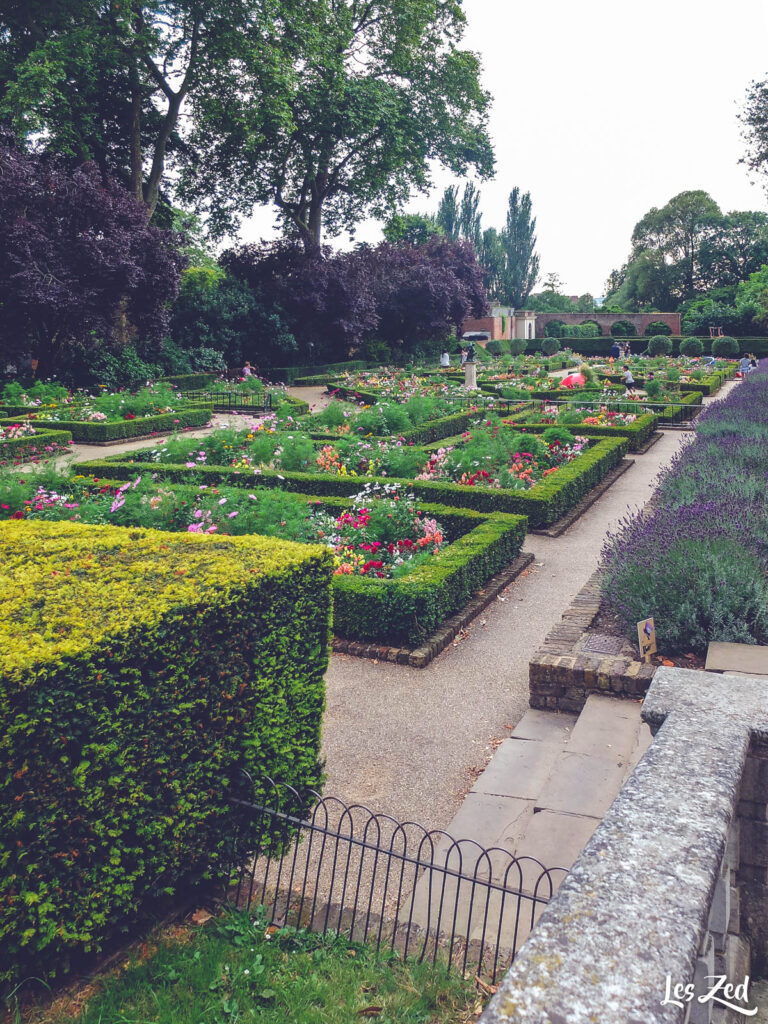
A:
332,551,535,669
529,569,655,712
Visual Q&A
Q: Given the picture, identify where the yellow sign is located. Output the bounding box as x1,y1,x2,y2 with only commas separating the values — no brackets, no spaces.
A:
637,617,657,662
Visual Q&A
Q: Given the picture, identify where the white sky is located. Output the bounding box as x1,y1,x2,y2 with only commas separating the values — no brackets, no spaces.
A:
239,0,768,297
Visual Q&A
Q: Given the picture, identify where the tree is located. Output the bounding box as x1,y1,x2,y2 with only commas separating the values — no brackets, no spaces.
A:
459,181,483,251
480,226,506,299
436,186,461,240
740,77,768,197
0,137,184,377
382,213,442,246
0,2,293,216
221,242,377,364
736,264,768,328
498,187,539,307
181,1,494,248
543,271,563,293
364,236,487,357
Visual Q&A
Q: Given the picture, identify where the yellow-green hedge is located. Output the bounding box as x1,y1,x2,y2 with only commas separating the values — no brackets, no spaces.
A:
0,521,333,988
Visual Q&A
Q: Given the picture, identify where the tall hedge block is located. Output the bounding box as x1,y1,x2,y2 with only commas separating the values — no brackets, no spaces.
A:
0,521,333,987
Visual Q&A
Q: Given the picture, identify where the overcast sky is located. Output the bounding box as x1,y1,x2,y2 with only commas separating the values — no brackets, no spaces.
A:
241,0,768,298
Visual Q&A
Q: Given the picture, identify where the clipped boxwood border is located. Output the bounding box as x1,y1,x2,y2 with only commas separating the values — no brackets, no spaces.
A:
0,428,73,461
0,407,211,443
429,414,658,452
75,435,628,529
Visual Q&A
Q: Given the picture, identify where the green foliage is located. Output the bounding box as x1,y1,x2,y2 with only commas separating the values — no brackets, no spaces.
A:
0,520,333,987
269,361,367,385
0,408,212,443
382,212,443,245
29,908,477,1024
644,378,663,400
647,335,673,356
679,336,704,356
712,335,739,357
644,320,672,336
87,345,160,391
509,337,528,355
610,320,637,337
0,428,73,462
542,426,576,446
543,319,565,337
541,337,561,356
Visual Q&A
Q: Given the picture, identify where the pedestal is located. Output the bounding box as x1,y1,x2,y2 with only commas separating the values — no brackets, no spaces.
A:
464,359,478,389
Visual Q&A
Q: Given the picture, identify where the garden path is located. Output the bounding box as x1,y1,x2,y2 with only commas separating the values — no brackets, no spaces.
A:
321,382,738,832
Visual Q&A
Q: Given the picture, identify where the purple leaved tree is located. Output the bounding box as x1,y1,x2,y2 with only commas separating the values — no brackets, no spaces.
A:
0,136,184,379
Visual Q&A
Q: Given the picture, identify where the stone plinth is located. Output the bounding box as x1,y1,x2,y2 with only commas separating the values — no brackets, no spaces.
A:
464,360,478,389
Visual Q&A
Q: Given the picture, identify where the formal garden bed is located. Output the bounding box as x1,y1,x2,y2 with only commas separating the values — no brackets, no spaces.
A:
0,471,527,648
529,368,767,711
73,418,630,528
0,424,74,465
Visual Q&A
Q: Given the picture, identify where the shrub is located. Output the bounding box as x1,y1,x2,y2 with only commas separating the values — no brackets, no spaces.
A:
542,426,576,446
544,320,565,338
509,337,527,355
88,345,160,390
712,335,739,357
644,378,663,400
678,336,704,356
580,320,602,337
0,521,333,987
644,320,672,336
611,320,637,337
541,337,561,356
647,335,673,356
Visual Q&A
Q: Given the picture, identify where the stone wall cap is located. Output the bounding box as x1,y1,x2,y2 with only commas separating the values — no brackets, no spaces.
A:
642,666,768,741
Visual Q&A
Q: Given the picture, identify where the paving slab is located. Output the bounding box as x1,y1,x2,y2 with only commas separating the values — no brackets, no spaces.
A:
534,749,630,819
567,693,643,761
512,809,601,888
706,640,768,676
508,708,577,743
470,738,564,801
431,793,535,858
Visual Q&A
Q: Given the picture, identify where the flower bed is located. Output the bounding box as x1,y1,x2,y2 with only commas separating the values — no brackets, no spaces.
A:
1,473,525,644
0,426,73,465
0,407,212,442
600,368,768,654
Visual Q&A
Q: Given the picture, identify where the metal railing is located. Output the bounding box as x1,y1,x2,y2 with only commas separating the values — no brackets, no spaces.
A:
180,389,273,412
225,776,566,982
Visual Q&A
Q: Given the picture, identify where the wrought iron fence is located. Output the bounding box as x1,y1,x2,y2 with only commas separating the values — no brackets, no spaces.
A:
224,776,567,982
180,389,273,412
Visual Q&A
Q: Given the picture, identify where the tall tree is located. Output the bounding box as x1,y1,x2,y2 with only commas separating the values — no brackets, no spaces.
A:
459,181,483,250
499,187,539,307
436,186,461,239
382,213,443,246
740,76,768,196
182,1,494,249
0,136,184,377
0,2,292,216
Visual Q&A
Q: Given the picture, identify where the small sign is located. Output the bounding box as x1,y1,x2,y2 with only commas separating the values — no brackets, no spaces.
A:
637,617,657,662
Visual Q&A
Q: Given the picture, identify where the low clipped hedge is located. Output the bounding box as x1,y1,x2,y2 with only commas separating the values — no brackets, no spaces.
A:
0,428,73,461
292,374,341,386
267,360,367,384
158,372,219,389
324,383,381,405
496,413,658,452
76,435,628,529
332,506,526,643
0,520,333,989
0,408,212,442
596,372,725,396
306,410,476,446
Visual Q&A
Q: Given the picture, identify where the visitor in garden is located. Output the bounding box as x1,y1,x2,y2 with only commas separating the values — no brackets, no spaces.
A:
460,348,468,366
750,354,758,371
622,364,636,394
739,355,751,376
610,339,621,360
440,350,450,368
242,361,252,376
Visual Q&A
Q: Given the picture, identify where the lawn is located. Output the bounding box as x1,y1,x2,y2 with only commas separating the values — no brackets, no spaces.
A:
18,909,480,1024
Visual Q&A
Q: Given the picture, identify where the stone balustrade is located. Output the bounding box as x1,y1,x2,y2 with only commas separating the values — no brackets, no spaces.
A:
479,667,767,1023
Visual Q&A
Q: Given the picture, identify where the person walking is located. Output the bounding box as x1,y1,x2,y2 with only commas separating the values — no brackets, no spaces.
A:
739,355,751,377
610,339,621,360
440,350,450,368
622,364,636,395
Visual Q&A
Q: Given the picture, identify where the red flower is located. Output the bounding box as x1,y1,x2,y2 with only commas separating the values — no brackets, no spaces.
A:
10,510,24,519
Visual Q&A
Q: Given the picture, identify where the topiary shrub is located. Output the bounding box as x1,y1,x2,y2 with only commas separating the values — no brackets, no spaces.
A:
644,320,672,336
509,337,527,355
485,340,505,356
541,337,561,356
611,320,637,337
712,336,739,357
679,336,704,357
544,320,565,338
648,335,673,356
580,320,602,337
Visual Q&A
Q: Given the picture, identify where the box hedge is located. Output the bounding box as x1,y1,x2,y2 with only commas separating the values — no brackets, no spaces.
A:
0,428,73,462
495,412,658,451
267,360,368,384
76,435,628,529
0,521,333,988
0,408,211,443
158,372,219,389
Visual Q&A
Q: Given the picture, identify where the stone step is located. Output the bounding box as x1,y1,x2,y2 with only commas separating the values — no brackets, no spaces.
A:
566,694,644,762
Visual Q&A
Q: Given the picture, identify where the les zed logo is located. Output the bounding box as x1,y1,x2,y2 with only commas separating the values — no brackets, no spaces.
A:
662,975,757,1016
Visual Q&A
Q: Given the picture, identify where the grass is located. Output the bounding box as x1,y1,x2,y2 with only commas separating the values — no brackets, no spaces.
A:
16,909,480,1024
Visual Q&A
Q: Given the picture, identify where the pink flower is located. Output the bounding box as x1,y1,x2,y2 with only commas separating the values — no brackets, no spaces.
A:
228,510,238,518
205,524,217,533
218,497,227,505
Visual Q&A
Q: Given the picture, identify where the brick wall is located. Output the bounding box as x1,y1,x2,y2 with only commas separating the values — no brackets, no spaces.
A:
535,312,681,337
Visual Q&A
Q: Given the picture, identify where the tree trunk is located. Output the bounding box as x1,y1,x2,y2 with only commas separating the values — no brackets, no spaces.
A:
128,63,144,203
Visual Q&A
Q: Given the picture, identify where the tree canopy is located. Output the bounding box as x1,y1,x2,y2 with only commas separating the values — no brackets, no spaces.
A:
0,135,184,377
180,0,494,249
605,191,768,310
